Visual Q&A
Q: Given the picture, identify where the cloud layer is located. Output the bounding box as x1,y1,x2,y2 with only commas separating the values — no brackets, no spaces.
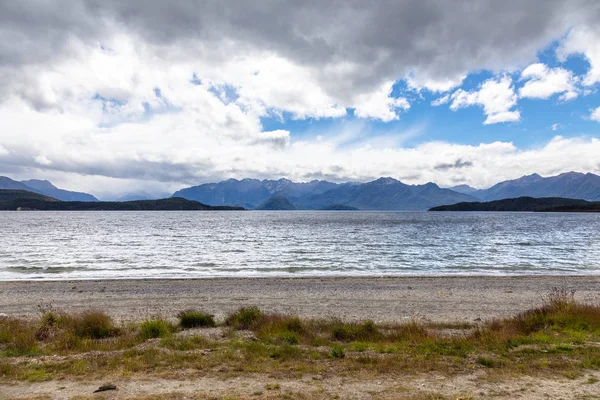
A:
0,1,599,197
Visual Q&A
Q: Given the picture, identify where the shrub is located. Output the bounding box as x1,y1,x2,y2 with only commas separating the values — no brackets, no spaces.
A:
544,287,576,311
140,320,172,339
279,331,299,345
476,356,495,368
330,345,345,358
72,310,117,339
331,320,380,341
36,310,117,341
225,307,263,330
177,310,216,329
0,317,38,355
283,317,305,334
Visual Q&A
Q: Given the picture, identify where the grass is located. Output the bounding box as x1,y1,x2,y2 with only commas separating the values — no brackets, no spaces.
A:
140,319,174,339
177,310,216,329
225,306,264,330
1,288,600,385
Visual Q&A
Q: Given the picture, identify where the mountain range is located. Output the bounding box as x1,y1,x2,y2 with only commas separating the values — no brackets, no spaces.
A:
449,172,600,202
173,171,600,210
172,177,478,210
2,171,600,210
0,176,98,201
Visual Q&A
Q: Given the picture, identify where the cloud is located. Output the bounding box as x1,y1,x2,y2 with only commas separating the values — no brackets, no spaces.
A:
519,63,579,100
558,26,600,86
1,92,599,196
1,1,599,121
450,76,520,124
551,123,561,130
431,94,450,106
434,159,474,170
591,106,600,122
406,74,466,93
0,1,600,195
352,81,410,122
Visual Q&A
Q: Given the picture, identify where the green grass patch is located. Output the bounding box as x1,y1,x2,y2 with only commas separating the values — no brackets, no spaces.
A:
140,319,174,339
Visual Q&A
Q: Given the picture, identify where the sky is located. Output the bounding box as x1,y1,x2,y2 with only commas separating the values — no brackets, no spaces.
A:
1,1,600,199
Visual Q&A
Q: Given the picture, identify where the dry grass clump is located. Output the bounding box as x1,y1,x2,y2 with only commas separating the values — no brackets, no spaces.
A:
478,287,600,343
0,315,38,356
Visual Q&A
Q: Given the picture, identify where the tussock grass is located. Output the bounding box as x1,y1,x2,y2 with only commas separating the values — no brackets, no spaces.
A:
177,310,216,329
1,289,600,383
225,306,264,330
140,319,174,339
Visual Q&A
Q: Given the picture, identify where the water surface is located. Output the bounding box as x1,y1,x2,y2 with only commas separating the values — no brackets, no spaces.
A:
1,211,599,280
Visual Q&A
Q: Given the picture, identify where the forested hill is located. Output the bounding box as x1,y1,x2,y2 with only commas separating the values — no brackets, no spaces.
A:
0,189,59,203
428,197,597,212
0,193,244,211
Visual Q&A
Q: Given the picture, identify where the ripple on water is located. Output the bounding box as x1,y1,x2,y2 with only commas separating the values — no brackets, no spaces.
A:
0,211,599,280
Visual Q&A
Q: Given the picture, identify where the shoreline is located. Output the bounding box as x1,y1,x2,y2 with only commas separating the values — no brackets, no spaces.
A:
1,275,599,323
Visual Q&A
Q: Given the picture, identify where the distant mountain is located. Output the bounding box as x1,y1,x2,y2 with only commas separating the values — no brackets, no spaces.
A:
447,184,479,195
174,177,478,210
172,178,338,209
429,197,595,212
0,197,245,211
255,195,297,210
21,179,98,202
474,172,600,201
298,178,478,210
0,176,98,202
113,191,171,202
0,177,31,191
0,189,58,203
318,204,359,210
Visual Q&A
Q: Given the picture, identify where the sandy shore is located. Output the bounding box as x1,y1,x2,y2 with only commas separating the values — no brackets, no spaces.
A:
1,276,599,323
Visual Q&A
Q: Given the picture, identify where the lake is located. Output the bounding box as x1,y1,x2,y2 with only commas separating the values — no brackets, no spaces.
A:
1,211,599,280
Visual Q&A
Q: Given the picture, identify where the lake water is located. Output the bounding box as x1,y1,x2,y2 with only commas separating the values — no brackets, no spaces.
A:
1,211,599,280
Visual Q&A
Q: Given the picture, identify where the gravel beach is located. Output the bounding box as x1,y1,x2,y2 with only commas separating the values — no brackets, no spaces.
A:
1,276,599,323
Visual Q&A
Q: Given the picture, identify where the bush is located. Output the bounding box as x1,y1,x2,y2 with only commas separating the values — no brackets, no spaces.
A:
544,287,576,311
72,310,117,339
37,310,118,340
330,345,345,358
476,356,495,368
177,310,216,329
140,320,172,339
279,331,299,345
0,317,38,355
225,307,264,330
331,320,380,342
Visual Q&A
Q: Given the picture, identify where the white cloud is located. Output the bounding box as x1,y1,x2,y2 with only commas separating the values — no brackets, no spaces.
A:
406,74,466,93
519,63,578,100
352,82,410,122
558,27,600,86
591,106,600,122
450,76,520,124
551,123,560,131
431,94,450,106
2,85,599,196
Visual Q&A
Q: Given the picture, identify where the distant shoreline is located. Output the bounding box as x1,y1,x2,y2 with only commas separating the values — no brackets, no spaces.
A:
2,275,599,323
